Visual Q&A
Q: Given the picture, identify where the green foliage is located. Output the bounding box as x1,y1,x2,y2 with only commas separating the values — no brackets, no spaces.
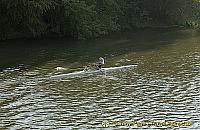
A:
148,0,192,24
117,0,151,29
0,0,200,40
63,0,120,39
0,0,58,39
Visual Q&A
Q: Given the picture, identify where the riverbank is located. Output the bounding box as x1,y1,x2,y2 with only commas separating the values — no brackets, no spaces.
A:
0,25,193,42
1,0,199,42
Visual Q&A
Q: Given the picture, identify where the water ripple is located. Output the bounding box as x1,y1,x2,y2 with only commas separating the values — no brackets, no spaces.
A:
1,30,200,129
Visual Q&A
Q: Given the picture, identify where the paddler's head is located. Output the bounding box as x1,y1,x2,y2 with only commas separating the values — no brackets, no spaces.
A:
99,57,105,64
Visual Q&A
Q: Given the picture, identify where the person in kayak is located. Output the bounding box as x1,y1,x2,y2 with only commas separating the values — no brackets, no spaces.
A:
96,57,105,69
84,57,105,71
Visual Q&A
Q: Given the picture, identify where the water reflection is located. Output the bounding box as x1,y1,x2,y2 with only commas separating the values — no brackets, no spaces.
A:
0,29,200,129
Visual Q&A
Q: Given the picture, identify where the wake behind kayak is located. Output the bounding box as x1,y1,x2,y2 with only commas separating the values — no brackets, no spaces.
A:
50,64,137,80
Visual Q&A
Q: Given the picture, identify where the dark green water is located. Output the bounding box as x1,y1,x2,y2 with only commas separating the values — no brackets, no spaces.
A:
0,29,200,129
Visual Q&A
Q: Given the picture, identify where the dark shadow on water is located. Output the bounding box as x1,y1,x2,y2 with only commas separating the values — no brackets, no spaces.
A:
0,28,199,70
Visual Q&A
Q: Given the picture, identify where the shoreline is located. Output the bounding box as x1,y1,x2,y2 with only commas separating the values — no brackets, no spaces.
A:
0,26,193,42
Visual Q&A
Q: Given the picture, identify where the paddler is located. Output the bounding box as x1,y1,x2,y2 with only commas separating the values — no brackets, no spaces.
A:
84,57,105,71
96,57,105,69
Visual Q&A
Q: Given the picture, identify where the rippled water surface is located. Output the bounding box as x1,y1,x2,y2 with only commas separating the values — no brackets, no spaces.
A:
0,29,200,129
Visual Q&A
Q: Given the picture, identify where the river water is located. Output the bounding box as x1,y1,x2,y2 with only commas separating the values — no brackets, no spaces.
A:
0,29,200,129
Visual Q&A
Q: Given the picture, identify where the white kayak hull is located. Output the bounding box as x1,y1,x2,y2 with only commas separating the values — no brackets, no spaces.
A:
50,64,137,79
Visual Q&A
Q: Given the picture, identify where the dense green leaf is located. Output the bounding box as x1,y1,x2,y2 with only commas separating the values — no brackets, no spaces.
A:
0,0,200,40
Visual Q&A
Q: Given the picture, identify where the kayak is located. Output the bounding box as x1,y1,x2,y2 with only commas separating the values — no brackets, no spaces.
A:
50,64,137,79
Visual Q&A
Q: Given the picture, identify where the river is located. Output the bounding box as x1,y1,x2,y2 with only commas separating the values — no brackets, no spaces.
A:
0,29,200,129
